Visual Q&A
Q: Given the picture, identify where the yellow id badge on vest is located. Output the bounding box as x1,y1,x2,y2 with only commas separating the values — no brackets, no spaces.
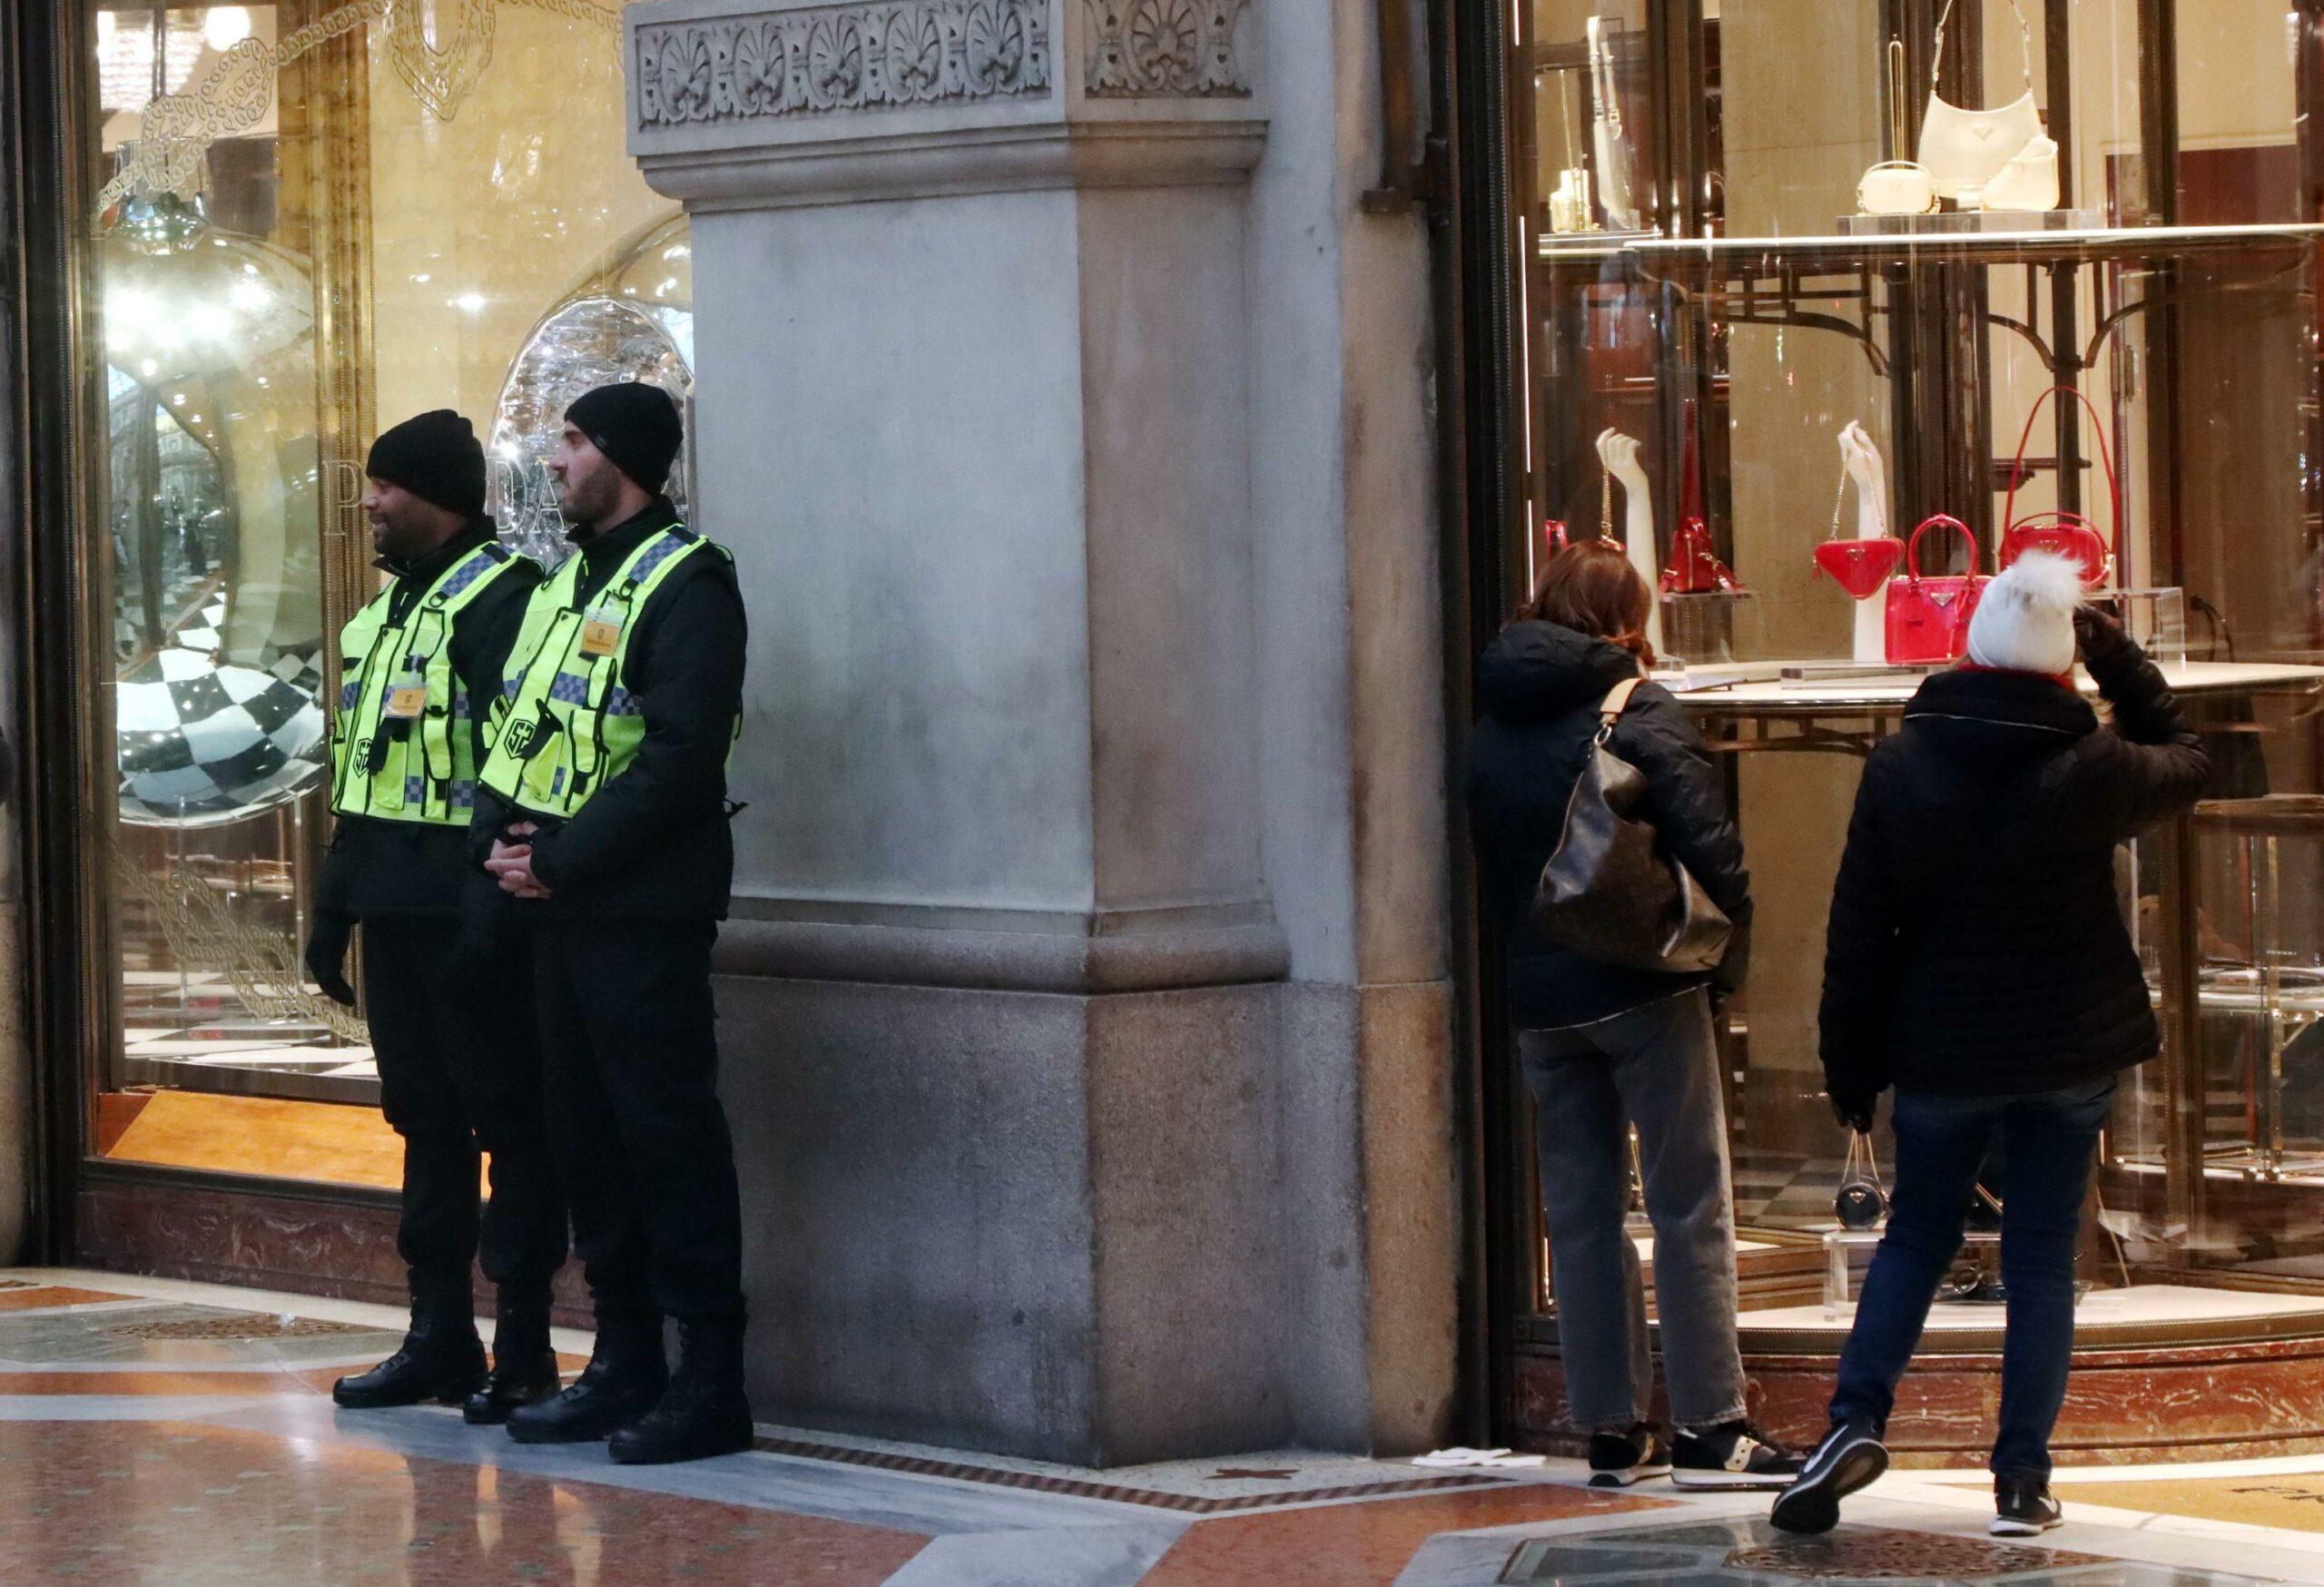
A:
579,608,621,658
384,673,428,720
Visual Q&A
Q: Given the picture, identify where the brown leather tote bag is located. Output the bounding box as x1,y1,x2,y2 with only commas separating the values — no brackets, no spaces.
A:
1528,677,1733,975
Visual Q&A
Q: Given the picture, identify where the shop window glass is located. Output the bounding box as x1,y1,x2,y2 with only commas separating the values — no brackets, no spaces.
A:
1502,2,2324,1329
84,3,692,1187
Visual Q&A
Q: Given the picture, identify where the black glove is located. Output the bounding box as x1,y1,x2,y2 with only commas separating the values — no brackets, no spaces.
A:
304,912,357,1008
454,869,514,964
2073,601,2128,660
1828,1088,1877,1134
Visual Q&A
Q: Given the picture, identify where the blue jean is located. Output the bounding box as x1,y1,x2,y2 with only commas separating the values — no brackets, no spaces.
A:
1828,1076,2119,1481
1520,989,1748,1432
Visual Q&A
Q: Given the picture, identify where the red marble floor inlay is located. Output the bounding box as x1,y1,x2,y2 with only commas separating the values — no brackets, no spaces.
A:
0,1370,330,1397
0,1419,931,1585
1137,1482,1669,1586
0,1286,136,1312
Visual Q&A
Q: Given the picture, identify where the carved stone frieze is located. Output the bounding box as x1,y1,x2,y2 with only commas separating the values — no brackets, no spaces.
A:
1082,0,1253,97
635,0,1052,127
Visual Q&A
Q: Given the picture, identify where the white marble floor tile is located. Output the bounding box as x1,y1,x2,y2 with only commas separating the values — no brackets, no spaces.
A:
881,1522,1188,1585
208,1396,1161,1538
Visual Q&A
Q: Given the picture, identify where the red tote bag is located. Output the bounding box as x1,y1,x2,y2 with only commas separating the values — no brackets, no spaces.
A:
1885,516,1990,665
1998,386,2117,587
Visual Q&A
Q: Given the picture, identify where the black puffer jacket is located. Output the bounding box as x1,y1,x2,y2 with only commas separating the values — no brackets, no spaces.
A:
1820,617,2208,1104
1464,622,1752,1029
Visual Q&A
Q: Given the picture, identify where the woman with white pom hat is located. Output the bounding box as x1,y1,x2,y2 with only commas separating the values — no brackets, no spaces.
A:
1773,551,2210,1540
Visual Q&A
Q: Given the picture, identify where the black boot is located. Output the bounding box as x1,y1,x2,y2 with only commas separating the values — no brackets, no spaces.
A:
505,1314,666,1444
333,1273,487,1409
607,1321,753,1465
463,1283,564,1426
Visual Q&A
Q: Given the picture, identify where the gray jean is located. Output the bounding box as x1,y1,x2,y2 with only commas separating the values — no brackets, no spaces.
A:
1518,988,1748,1432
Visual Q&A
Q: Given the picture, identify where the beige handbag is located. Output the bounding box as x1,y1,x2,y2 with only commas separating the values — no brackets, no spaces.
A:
1917,0,2046,202
1858,41,1939,215
1979,133,2060,212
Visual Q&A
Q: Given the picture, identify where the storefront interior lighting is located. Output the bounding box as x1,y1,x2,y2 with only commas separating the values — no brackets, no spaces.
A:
97,7,205,114
202,6,251,51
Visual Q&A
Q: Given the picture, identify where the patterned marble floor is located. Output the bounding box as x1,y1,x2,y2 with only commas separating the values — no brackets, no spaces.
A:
4,1269,2324,1585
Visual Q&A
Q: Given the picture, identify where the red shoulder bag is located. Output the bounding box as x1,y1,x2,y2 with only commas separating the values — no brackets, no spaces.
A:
1999,385,2116,588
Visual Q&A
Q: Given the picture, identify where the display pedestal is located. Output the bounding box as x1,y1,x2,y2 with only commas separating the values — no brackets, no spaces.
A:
1824,1227,1999,1319
1838,209,2105,236
1659,589,1758,666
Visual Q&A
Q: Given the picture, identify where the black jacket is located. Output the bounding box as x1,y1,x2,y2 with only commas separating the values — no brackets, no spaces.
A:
316,521,541,919
1819,621,2208,1103
468,500,747,920
1463,621,1753,1029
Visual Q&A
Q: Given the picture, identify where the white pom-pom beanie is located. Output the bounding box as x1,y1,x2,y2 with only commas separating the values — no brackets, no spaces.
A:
1965,549,2085,676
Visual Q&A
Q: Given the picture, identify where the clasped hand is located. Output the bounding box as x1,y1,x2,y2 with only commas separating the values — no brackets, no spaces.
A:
486,821,553,899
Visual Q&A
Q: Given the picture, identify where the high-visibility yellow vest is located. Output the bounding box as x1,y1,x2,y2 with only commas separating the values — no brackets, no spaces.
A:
330,540,529,825
477,523,733,820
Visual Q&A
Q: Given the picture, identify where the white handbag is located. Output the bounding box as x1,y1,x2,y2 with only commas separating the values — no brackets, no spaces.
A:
1551,166,1596,234
1979,133,2059,212
1588,15,1640,231
1858,41,1938,215
1917,0,2047,203
1549,71,1597,234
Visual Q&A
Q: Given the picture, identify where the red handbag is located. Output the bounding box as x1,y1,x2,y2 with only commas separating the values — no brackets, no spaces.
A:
1659,402,1745,594
1999,386,2117,587
1813,457,1903,599
1816,536,1904,598
1662,518,1743,594
1885,515,1990,664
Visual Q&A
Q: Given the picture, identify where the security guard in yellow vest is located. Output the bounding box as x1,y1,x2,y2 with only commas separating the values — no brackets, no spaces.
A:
305,409,567,1422
470,382,752,1465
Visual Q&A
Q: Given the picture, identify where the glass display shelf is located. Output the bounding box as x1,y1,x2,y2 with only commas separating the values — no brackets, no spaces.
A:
1538,222,2324,270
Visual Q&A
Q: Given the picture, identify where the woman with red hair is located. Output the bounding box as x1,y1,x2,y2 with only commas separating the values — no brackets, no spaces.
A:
1464,541,1790,1489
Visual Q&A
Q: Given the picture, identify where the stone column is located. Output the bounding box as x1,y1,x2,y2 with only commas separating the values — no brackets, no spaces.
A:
626,0,1454,1464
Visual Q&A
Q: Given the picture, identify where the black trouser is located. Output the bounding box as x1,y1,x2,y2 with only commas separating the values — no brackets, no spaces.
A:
533,916,745,1330
362,915,567,1297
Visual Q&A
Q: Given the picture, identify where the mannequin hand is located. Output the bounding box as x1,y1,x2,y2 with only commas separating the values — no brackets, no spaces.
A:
1840,423,1879,489
303,912,357,1008
1597,429,1649,493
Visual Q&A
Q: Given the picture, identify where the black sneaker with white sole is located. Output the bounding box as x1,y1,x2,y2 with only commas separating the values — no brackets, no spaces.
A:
1670,1422,1805,1490
1991,1475,2063,1535
1769,1422,1888,1534
1586,1424,1671,1487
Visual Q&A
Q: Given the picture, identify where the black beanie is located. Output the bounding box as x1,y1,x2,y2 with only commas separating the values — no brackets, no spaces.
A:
566,381,684,493
365,409,486,518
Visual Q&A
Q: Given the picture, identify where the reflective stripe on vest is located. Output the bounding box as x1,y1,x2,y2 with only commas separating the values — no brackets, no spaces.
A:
330,540,528,825
476,524,734,821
